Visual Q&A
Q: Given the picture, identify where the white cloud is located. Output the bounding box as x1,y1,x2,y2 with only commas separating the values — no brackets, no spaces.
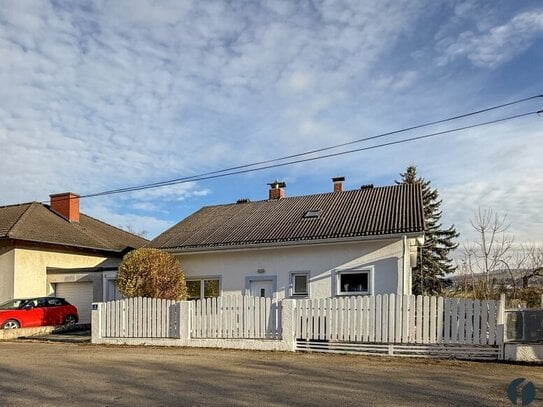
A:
126,183,210,202
374,71,418,91
438,10,543,68
0,0,428,201
0,0,541,248
283,71,315,92
83,201,174,239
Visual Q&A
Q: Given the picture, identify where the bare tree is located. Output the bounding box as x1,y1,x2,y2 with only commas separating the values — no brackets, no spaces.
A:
121,224,148,238
512,242,543,288
462,208,514,298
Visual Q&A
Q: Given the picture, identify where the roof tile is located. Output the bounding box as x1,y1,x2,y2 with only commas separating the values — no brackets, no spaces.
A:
0,202,148,252
150,184,425,251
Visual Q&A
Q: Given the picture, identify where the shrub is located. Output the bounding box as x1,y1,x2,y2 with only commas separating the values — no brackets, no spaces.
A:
513,287,543,308
116,248,187,300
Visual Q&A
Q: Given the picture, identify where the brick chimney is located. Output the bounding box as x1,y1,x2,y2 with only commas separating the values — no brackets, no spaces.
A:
268,181,286,200
332,176,345,192
50,192,80,223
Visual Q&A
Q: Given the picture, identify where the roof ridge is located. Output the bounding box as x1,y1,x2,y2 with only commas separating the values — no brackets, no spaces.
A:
1,201,146,252
6,202,39,237
39,202,148,243
200,183,413,209
26,204,116,250
0,201,39,209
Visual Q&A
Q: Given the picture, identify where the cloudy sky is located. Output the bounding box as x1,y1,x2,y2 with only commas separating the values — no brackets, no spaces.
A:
1,1,542,250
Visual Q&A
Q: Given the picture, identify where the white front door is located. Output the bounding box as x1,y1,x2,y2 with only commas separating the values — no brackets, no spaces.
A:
250,280,274,298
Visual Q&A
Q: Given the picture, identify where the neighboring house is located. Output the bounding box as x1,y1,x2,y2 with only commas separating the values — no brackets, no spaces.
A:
150,178,425,301
0,193,147,323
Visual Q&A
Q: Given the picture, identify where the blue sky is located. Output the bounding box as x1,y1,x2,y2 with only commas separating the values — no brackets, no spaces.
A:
1,0,542,249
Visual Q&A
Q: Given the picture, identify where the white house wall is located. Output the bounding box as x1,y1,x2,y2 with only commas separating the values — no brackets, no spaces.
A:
0,249,15,303
176,238,410,299
13,248,115,300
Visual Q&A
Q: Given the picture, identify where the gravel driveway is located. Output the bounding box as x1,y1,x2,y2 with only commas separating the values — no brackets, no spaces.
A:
0,341,541,406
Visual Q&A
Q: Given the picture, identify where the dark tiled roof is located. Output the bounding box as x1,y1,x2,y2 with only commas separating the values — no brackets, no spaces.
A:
150,184,425,251
0,202,148,253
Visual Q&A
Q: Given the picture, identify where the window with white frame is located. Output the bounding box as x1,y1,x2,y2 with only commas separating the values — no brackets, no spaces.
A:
290,272,309,296
186,278,220,300
336,269,371,295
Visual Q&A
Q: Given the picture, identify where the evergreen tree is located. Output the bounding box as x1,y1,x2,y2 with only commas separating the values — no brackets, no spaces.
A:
397,165,459,294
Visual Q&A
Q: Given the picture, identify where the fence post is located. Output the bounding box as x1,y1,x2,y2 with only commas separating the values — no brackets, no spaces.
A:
497,293,506,359
281,299,296,352
497,293,506,326
91,302,104,343
176,301,191,341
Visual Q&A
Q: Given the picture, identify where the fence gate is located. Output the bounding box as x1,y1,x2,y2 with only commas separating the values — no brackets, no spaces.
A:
100,297,180,338
191,295,282,339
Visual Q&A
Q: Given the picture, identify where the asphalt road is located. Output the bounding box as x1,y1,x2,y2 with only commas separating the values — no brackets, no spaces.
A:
0,341,541,406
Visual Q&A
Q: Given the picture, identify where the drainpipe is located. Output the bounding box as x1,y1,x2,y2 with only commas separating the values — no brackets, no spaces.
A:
402,235,409,295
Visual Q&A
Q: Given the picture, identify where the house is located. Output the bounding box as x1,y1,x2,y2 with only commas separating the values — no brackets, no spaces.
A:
0,193,147,323
149,178,425,301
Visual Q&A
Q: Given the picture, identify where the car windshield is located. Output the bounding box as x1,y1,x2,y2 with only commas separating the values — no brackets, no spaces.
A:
0,299,29,310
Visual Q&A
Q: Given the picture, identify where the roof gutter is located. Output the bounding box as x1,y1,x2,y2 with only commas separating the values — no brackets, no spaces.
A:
47,266,118,274
1,237,128,257
163,231,425,255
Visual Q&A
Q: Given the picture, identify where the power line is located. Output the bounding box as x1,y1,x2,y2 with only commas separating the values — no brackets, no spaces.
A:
65,94,543,201
73,108,539,200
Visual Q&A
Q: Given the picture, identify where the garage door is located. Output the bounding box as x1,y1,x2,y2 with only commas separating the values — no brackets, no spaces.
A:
55,282,94,324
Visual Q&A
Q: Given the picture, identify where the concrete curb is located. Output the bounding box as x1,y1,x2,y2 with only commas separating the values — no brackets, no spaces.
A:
0,326,56,340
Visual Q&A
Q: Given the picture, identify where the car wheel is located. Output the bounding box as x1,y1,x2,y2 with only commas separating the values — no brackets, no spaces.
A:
63,315,77,327
2,319,20,329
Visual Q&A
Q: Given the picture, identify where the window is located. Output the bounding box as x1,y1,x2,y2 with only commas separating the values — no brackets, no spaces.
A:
187,278,221,300
290,272,309,297
46,298,63,306
336,269,372,295
303,209,321,219
36,298,48,307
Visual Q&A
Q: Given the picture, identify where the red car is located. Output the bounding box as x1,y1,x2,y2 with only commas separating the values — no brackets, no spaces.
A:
0,297,79,329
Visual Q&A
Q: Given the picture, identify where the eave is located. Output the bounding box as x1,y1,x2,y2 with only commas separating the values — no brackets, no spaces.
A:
163,231,425,255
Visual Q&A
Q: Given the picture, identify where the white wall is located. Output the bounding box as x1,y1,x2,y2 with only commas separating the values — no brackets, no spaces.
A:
176,238,409,299
13,248,116,299
0,249,15,303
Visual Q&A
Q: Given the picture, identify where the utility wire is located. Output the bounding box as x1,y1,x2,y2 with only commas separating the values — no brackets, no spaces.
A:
61,94,542,202
71,108,539,200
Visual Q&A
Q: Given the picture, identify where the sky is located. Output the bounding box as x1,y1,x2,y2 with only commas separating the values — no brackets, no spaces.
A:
1,0,542,253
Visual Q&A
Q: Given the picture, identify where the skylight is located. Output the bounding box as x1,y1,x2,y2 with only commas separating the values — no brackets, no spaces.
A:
303,209,321,219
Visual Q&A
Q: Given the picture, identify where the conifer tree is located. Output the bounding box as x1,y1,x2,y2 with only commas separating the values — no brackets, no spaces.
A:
397,165,459,294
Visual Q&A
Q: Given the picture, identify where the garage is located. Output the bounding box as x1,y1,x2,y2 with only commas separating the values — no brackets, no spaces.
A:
55,282,94,324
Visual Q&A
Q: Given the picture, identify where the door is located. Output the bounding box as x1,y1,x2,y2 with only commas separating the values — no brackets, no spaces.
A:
55,282,94,324
105,279,122,301
249,280,274,298
43,297,68,326
20,299,46,327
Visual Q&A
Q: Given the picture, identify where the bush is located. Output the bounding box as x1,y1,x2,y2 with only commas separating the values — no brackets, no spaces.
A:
116,248,187,300
513,287,543,308
442,283,543,308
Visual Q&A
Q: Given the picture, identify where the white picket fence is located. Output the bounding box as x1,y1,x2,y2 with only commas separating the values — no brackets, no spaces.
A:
100,297,180,338
191,295,282,339
295,294,502,345
95,294,505,359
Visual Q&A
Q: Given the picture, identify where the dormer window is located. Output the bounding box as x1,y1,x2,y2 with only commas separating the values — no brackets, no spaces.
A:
303,209,321,219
